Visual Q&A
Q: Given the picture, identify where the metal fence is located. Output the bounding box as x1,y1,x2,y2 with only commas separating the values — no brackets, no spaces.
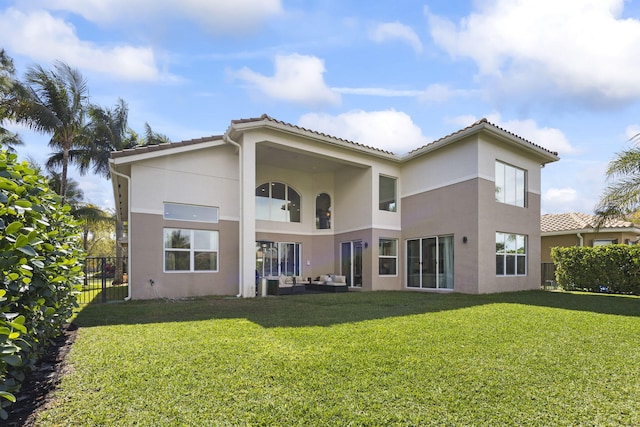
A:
541,262,558,289
78,257,128,304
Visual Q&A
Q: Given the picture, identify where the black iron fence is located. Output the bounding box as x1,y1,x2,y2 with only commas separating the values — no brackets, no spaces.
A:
78,257,128,304
541,262,558,289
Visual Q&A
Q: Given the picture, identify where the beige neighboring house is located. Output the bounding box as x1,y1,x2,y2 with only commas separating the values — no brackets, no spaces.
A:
541,212,640,263
109,115,558,299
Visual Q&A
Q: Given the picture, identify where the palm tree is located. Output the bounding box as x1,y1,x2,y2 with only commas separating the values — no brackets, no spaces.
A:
595,135,640,224
11,61,89,203
0,49,24,152
142,122,172,145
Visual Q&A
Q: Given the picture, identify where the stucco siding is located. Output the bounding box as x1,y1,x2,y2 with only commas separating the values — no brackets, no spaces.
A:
129,212,239,299
401,178,480,294
477,178,542,293
130,144,239,219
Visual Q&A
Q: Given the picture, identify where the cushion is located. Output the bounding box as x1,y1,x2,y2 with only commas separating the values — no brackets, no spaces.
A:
334,275,346,284
279,275,287,286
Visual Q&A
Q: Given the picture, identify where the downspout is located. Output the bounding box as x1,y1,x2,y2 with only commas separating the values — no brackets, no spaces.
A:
577,233,584,247
109,165,132,301
223,133,243,298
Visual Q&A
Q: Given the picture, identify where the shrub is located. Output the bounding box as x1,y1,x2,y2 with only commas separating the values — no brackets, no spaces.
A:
0,150,84,419
552,245,640,295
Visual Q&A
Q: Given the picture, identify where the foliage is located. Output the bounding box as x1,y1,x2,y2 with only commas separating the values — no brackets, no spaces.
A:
595,134,640,224
35,291,640,426
10,61,90,203
0,149,83,419
552,245,640,294
0,49,23,151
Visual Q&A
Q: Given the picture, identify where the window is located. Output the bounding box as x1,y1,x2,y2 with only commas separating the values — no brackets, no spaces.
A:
315,193,331,229
495,161,526,207
496,232,526,276
255,242,301,277
379,175,397,212
164,202,218,223
164,228,218,272
593,239,616,247
379,239,397,276
256,182,301,223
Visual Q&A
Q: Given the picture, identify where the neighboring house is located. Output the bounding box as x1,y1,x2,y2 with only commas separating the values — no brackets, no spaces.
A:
541,212,640,263
110,114,558,299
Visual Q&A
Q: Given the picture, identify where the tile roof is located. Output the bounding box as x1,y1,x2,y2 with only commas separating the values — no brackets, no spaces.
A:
110,114,558,161
541,212,637,233
231,114,396,155
408,118,559,157
110,135,223,159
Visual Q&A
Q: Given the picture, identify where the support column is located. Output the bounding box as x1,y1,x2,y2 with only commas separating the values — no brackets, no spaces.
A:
240,138,257,297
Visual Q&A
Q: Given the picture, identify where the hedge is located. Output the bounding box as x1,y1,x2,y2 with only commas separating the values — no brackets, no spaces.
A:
551,245,640,295
0,149,84,419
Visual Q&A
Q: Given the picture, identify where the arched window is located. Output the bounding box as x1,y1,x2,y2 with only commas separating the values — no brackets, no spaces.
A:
256,182,301,223
315,193,331,229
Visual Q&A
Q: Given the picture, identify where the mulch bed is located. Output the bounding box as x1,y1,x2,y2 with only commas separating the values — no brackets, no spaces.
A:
5,323,78,427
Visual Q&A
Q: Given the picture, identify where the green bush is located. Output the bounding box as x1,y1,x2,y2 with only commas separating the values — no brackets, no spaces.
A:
552,245,640,295
0,149,84,419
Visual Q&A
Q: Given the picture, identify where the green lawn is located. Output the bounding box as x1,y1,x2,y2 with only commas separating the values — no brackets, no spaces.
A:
36,291,639,426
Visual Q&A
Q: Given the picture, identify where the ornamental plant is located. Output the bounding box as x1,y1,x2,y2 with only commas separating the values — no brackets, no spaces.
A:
0,149,84,419
552,245,640,295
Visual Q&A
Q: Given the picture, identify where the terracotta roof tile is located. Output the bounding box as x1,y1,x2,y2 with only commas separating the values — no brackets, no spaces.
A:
541,212,635,233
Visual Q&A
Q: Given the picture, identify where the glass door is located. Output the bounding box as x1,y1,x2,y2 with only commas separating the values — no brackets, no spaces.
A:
341,241,363,287
406,236,454,289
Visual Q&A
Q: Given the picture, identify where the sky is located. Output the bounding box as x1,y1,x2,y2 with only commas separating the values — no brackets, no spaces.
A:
2,0,640,215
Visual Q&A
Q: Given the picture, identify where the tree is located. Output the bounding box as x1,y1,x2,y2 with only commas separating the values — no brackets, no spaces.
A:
11,61,89,203
0,49,24,152
595,134,640,225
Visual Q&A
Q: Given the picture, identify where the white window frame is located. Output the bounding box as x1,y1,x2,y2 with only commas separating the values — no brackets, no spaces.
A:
378,238,398,276
496,232,527,276
495,161,526,207
164,228,219,272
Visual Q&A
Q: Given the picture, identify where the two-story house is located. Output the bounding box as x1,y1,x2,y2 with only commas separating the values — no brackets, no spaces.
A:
109,114,559,299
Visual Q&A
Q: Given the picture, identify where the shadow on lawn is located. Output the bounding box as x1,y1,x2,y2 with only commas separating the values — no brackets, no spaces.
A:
72,290,640,329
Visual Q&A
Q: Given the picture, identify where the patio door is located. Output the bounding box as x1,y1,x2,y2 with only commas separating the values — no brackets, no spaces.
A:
406,235,454,289
256,242,300,277
341,241,363,287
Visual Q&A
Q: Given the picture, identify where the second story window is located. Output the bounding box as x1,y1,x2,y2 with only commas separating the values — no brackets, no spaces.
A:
495,161,526,207
256,182,301,223
379,175,397,212
315,193,331,229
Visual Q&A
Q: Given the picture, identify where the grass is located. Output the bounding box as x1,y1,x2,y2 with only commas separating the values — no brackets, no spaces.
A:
36,291,639,426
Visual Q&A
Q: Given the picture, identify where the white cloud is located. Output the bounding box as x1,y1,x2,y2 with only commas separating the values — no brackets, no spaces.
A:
298,110,430,154
425,0,640,105
625,124,640,141
0,8,171,82
542,187,579,213
32,0,283,34
234,54,340,106
370,22,423,54
450,113,575,155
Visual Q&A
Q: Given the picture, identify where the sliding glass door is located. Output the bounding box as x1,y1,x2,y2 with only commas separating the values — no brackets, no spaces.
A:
256,242,300,277
406,235,454,289
341,241,363,287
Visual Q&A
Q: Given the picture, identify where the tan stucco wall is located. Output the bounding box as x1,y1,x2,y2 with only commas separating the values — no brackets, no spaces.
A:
129,212,239,299
401,178,480,293
478,178,542,293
